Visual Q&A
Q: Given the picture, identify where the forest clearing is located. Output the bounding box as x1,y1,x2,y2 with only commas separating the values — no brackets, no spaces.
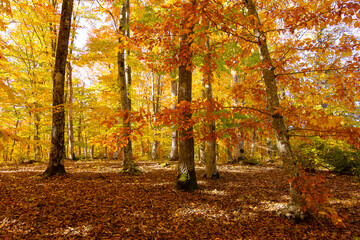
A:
0,160,359,239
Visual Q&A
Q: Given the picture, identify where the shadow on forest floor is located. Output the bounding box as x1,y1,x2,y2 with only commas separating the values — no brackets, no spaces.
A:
0,160,359,239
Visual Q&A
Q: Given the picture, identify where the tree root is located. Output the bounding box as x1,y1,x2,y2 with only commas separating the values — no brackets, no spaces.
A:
122,167,141,175
277,204,308,223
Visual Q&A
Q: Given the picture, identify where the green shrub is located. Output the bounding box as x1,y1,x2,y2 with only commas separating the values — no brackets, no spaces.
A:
352,156,360,182
243,157,260,165
294,142,322,172
322,147,356,175
293,139,360,178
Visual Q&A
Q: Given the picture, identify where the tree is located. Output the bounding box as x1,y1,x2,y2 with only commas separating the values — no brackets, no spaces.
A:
43,0,74,177
176,0,198,192
169,79,179,161
66,1,80,161
243,0,305,219
151,74,161,160
203,28,219,179
118,0,137,172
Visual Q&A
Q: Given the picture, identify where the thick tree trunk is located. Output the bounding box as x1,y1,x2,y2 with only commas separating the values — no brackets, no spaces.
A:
176,27,198,191
44,0,74,177
118,1,136,172
244,0,305,220
169,80,179,161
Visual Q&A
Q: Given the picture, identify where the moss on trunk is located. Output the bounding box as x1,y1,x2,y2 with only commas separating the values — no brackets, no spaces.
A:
176,170,198,192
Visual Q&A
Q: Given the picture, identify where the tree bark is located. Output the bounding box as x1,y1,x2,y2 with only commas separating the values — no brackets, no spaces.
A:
244,0,305,220
176,15,198,191
151,74,161,160
199,139,206,164
66,7,78,161
169,80,179,161
44,0,74,177
203,31,219,179
199,90,206,164
266,137,273,161
250,129,256,158
67,61,76,160
34,102,41,161
232,71,245,162
118,0,136,172
77,109,82,156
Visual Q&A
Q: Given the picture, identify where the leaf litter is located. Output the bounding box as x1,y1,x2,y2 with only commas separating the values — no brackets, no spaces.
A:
0,160,359,239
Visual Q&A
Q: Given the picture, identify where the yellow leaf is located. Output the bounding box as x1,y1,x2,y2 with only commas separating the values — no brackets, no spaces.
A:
0,79,15,102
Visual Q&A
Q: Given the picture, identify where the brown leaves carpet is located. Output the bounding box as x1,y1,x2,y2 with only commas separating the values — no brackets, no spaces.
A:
0,160,359,239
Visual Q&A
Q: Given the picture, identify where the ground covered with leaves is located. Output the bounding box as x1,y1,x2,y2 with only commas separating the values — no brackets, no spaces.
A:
0,160,359,239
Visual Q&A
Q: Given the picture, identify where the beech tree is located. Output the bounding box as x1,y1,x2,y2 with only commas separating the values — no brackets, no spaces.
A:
176,0,198,191
151,74,161,160
118,0,137,172
66,2,80,161
44,0,74,177
203,28,219,179
257,32,304,217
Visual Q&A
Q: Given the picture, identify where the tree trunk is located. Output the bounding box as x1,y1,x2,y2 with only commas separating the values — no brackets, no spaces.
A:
151,74,161,160
66,8,78,161
232,70,245,161
10,108,20,163
176,17,198,191
118,0,136,172
199,140,206,164
67,61,76,160
266,137,273,161
84,132,87,159
244,0,305,220
151,141,159,160
203,31,219,179
44,0,74,177
78,112,82,156
227,148,233,162
250,129,256,158
169,80,179,161
34,103,41,162
199,90,206,164
233,133,245,162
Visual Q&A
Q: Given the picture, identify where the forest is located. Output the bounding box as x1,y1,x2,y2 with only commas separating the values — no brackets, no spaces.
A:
0,0,360,238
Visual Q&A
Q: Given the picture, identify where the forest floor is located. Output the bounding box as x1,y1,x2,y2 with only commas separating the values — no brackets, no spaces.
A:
0,160,359,239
